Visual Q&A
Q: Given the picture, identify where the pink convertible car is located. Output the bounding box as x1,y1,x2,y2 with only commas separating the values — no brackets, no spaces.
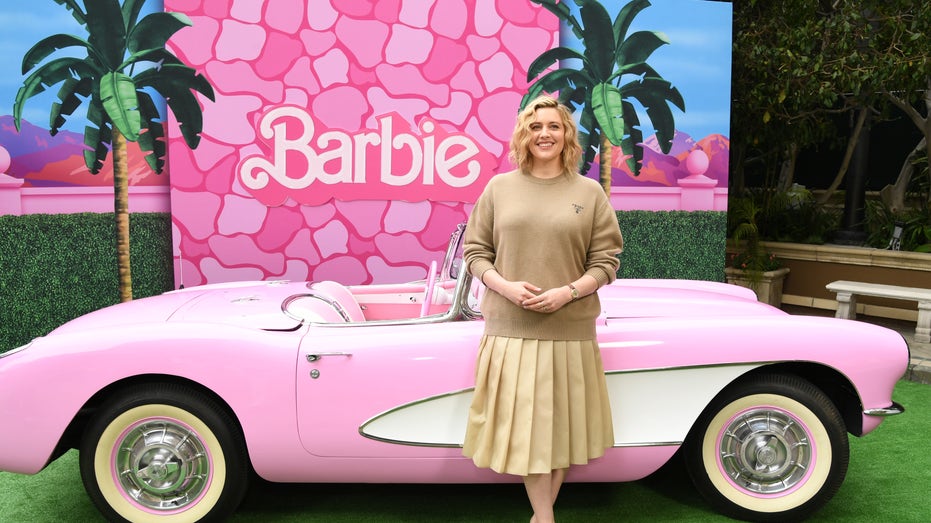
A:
0,224,907,521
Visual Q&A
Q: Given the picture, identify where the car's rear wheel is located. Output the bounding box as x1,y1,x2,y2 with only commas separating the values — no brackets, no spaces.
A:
684,374,849,521
79,383,249,522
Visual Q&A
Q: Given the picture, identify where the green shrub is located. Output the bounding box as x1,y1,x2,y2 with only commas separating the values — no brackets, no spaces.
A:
0,213,173,351
865,200,931,251
729,189,840,245
616,210,726,281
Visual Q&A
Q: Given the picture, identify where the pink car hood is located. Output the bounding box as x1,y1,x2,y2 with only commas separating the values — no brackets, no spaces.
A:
167,281,308,330
50,280,308,335
601,279,781,319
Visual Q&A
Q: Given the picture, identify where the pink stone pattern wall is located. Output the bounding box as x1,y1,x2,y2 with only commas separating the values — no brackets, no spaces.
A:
164,0,558,287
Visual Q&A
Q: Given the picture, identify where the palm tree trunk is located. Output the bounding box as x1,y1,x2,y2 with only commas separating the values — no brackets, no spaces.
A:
113,128,132,302
599,134,612,196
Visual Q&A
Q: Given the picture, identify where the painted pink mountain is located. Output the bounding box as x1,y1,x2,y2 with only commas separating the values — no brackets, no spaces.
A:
0,115,167,187
594,131,729,187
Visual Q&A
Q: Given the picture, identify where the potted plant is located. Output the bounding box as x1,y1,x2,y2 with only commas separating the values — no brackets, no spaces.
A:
725,196,790,306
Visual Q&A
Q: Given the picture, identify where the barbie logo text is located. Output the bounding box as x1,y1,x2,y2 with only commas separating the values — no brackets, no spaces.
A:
238,106,497,206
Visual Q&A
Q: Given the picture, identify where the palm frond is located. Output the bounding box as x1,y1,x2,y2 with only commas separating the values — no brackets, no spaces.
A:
21,34,98,74
592,82,625,144
620,100,643,174
527,47,587,80
84,97,113,174
50,77,93,135
520,68,590,110
85,0,127,70
122,0,150,34
133,62,215,100
621,76,684,154
52,0,87,25
577,0,617,80
135,63,214,147
100,71,142,141
559,86,587,109
122,49,184,72
579,127,599,176
620,77,685,112
613,61,662,80
127,12,192,54
613,0,652,41
616,30,670,69
136,91,166,173
13,58,97,130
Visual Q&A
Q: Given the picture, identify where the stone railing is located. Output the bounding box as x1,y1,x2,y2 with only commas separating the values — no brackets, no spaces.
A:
1,173,170,215
610,179,728,211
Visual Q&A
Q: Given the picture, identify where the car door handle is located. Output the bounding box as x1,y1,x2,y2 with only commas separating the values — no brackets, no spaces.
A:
306,352,352,362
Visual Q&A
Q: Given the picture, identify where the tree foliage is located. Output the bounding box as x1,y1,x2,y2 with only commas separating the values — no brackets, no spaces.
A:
731,0,931,200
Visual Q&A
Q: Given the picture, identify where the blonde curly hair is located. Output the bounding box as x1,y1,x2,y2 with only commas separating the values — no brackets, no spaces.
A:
508,95,582,175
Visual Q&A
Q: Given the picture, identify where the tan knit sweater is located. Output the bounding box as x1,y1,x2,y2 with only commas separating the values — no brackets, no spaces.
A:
464,170,624,340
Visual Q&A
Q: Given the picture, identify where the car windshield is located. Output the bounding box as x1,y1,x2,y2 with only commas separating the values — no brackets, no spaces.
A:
282,223,481,325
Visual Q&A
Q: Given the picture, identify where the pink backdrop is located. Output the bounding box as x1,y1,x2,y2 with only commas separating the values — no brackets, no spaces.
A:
158,1,728,288
164,0,560,286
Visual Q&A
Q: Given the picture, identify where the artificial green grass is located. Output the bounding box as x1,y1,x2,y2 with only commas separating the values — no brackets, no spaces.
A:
1,380,927,522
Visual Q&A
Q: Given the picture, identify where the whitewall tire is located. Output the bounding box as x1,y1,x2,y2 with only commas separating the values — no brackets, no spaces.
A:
685,374,849,521
79,384,248,522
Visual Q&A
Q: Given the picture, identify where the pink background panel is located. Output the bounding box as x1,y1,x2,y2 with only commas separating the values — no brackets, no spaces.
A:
164,0,558,286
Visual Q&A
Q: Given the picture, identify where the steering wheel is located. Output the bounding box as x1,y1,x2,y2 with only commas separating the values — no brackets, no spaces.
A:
420,260,438,317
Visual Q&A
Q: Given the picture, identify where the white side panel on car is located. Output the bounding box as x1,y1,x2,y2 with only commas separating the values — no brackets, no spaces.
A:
357,364,762,448
360,390,473,447
606,365,764,446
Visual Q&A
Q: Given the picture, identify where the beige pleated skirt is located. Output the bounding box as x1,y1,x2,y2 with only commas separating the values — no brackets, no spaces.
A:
462,335,614,476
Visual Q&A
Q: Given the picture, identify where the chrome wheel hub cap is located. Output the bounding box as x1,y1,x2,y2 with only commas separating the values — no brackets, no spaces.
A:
115,419,210,510
719,407,812,494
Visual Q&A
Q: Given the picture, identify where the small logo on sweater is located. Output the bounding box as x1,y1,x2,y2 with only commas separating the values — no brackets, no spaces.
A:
572,204,584,214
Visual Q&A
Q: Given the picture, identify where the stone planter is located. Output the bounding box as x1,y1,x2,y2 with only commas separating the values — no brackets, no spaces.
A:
725,267,791,307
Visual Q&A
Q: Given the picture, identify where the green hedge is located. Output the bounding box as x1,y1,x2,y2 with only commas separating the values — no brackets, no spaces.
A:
0,210,725,353
616,210,726,281
0,213,173,351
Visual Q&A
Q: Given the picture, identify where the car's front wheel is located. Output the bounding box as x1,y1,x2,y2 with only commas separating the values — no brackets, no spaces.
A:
79,383,249,522
684,374,849,521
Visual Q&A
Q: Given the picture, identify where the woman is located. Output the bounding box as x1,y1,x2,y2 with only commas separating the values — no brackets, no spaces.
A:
462,95,624,523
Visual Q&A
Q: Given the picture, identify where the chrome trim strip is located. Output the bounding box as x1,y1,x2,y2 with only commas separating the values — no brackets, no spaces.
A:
0,341,33,359
360,434,462,449
357,438,684,450
306,352,351,362
864,401,905,417
282,291,354,322
612,441,682,448
604,361,772,375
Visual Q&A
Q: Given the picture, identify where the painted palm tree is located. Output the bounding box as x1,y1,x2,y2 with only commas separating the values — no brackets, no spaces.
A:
13,0,214,302
524,0,684,194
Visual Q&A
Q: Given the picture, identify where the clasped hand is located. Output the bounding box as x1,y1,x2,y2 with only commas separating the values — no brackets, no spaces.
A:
502,281,570,314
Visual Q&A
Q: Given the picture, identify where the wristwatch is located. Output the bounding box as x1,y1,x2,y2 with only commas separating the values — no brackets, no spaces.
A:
568,284,580,301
